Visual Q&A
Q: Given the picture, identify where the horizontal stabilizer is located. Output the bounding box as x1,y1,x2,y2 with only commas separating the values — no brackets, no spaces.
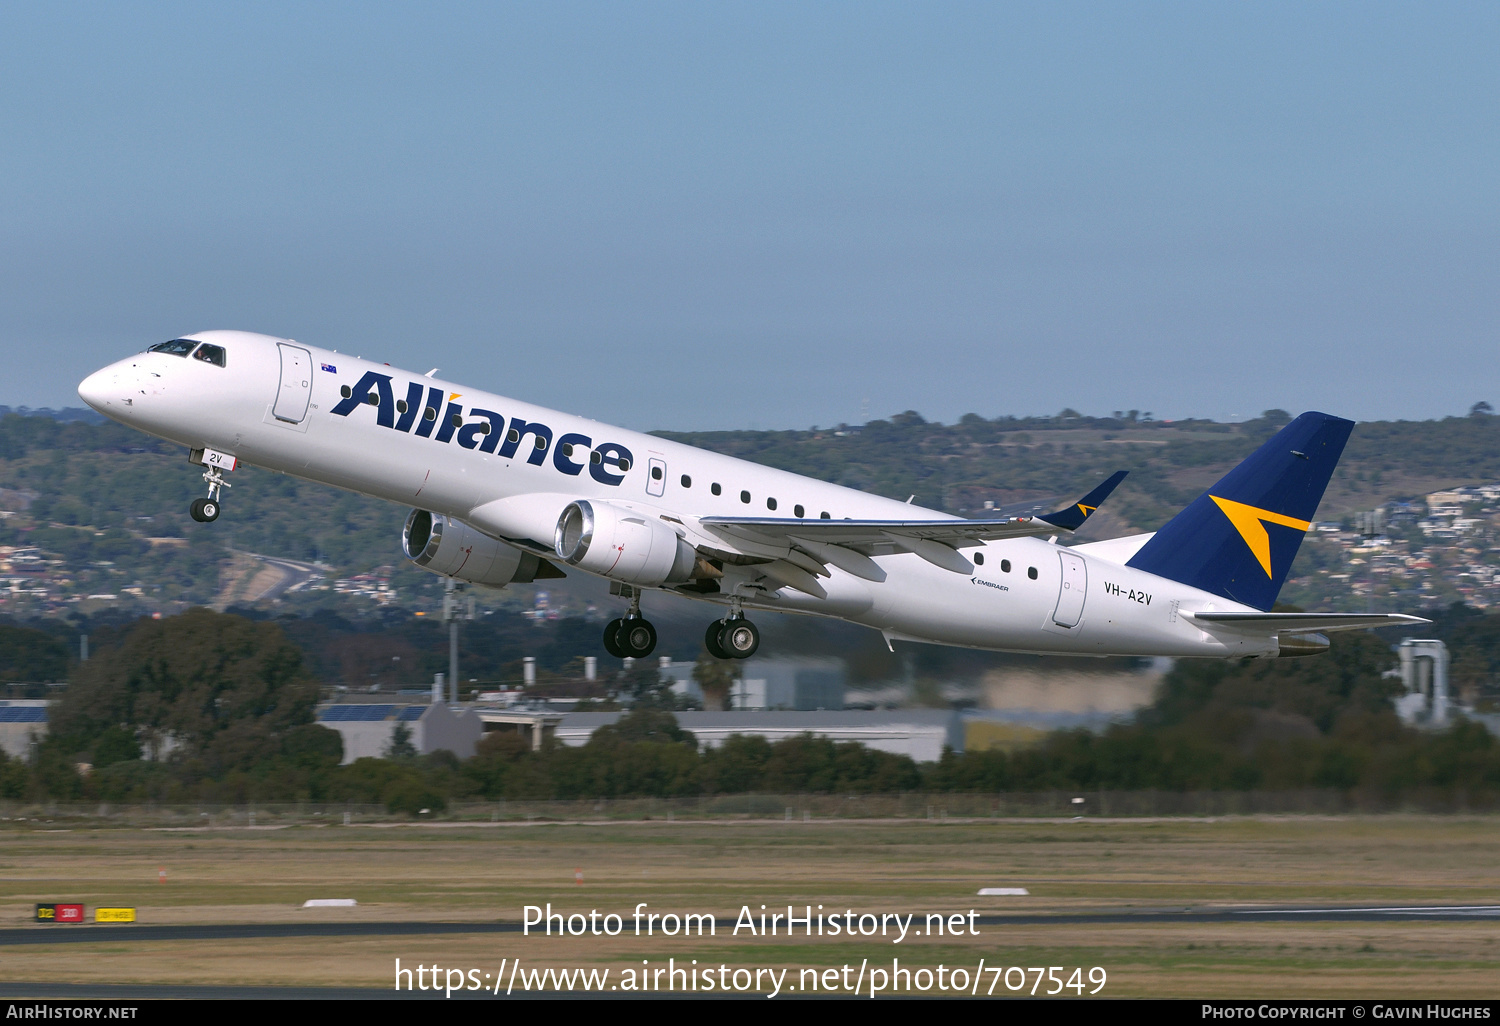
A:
1189,611,1429,635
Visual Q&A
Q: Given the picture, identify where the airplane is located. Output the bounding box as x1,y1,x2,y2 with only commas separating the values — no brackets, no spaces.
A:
77,331,1425,662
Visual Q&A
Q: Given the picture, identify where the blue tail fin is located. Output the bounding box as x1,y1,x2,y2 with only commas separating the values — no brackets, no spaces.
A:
1125,412,1353,610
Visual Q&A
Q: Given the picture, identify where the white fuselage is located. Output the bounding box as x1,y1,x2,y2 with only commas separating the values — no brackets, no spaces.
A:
79,330,1278,659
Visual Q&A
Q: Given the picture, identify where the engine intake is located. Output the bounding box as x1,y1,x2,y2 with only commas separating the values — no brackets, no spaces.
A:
554,500,696,587
403,509,563,587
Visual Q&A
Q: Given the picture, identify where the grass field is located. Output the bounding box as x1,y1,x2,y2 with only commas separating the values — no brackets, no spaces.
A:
1,816,1497,997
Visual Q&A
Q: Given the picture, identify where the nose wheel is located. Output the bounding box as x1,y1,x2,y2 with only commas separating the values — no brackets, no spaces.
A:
190,497,221,523
190,464,230,523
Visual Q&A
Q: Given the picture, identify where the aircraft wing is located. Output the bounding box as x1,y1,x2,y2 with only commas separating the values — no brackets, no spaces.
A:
697,472,1127,576
1188,611,1430,634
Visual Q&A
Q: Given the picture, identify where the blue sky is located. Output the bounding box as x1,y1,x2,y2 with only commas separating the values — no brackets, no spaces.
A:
3,2,1498,429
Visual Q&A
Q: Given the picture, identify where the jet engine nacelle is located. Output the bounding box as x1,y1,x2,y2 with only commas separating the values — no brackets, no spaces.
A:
1275,632,1330,658
403,509,561,587
554,500,696,587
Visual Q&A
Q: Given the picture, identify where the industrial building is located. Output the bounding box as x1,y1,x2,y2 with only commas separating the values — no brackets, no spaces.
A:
0,701,47,761
316,702,484,763
660,656,846,710
555,710,962,762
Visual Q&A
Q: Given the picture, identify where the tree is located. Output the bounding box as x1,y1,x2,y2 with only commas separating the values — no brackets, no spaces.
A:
616,662,692,709
385,722,417,760
48,608,318,774
1471,401,1494,418
692,651,738,711
589,707,694,746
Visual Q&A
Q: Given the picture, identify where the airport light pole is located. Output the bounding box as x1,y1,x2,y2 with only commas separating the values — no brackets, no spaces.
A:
443,578,467,703
1359,508,1384,614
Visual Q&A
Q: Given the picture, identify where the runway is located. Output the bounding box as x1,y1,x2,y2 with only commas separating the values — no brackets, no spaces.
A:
3,904,1498,947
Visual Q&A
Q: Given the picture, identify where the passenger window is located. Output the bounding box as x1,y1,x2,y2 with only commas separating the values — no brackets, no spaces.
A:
767,497,777,511
148,339,197,357
450,413,461,427
1001,560,1011,573
681,475,692,488
1028,566,1038,580
562,443,574,457
651,466,663,481
507,428,520,443
192,344,227,367
974,552,984,565
590,452,602,465
820,512,831,519
423,407,437,421
711,483,722,496
340,385,352,399
618,458,630,471
794,505,804,518
366,394,380,407
396,400,408,414
534,435,547,450
740,490,751,504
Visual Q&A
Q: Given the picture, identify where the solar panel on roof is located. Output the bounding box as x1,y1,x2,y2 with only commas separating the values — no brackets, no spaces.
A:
318,705,397,722
0,708,47,722
398,706,425,721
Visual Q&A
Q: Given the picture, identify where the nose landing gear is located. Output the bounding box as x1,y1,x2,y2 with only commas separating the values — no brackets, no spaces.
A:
190,464,230,523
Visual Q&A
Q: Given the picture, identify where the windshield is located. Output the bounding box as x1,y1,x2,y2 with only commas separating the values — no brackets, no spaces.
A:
148,339,198,357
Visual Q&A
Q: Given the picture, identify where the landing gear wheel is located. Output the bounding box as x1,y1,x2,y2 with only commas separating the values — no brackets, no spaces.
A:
602,618,626,658
704,619,730,659
190,497,220,523
718,618,760,659
617,618,657,659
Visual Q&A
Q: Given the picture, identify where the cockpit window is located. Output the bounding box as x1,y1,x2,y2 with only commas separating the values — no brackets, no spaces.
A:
193,343,227,367
149,339,198,357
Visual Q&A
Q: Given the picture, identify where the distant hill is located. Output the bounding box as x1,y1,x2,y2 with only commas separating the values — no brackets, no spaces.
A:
3,406,1500,620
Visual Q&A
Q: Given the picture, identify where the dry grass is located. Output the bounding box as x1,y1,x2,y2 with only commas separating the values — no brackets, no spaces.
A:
0,816,1497,996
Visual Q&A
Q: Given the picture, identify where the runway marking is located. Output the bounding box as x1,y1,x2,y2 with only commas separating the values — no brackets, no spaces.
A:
1236,905,1500,916
4,905,1500,947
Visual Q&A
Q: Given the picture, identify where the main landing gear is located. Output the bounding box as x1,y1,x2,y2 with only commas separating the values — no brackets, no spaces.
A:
704,597,760,660
190,464,230,523
603,587,657,659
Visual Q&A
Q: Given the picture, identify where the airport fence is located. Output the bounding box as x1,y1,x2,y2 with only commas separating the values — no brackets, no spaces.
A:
2,788,1500,826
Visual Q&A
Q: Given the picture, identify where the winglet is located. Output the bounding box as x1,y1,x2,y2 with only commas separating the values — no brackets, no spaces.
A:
1037,471,1128,531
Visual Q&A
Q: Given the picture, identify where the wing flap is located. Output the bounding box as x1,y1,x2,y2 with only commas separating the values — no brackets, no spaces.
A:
1188,612,1430,634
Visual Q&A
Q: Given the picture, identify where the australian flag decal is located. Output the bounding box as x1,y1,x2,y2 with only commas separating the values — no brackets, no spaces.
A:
320,363,337,373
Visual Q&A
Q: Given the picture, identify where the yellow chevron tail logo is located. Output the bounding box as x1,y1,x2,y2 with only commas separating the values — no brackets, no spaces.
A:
1210,496,1312,578
1076,503,1097,518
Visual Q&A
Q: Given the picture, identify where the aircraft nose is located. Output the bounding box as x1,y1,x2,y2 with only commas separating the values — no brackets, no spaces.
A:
78,366,122,412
